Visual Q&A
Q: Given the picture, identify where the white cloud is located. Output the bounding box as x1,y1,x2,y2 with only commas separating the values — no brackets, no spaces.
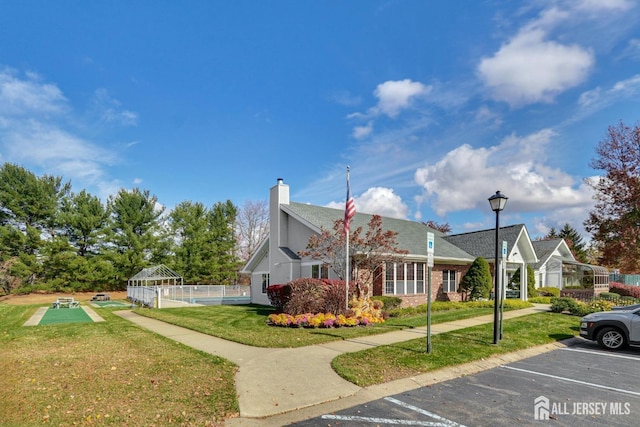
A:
352,121,373,139
3,121,116,182
414,129,593,216
577,74,640,113
0,67,132,200
574,0,633,13
347,79,431,138
478,28,594,107
372,79,430,118
0,68,67,116
326,186,410,220
93,88,139,126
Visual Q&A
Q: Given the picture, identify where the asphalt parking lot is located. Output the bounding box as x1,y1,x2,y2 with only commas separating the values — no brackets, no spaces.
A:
293,340,640,426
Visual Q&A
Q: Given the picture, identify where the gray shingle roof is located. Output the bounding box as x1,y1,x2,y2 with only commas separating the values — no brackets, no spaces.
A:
531,238,564,269
285,202,474,262
443,224,526,261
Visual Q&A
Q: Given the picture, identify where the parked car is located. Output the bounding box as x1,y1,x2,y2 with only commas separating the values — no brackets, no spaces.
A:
580,306,640,350
91,293,110,301
612,303,640,311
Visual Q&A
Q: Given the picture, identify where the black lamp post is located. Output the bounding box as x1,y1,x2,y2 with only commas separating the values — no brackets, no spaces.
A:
488,191,508,344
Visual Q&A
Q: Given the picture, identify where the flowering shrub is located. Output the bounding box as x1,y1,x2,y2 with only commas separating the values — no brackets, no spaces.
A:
267,311,382,328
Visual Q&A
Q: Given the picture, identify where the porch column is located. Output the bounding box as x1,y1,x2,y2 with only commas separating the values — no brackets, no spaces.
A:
520,263,528,301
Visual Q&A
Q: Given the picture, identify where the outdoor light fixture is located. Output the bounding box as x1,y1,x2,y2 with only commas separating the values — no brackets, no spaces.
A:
488,191,508,344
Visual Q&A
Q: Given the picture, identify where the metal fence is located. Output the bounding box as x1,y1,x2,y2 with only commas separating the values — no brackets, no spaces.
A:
127,284,251,308
127,286,157,307
610,274,640,286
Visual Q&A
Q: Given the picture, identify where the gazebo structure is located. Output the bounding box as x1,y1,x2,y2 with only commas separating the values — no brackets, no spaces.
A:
127,264,183,308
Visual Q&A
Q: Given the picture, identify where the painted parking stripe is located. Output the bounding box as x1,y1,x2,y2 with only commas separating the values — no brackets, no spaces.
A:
321,397,466,426
384,397,467,427
560,347,640,361
501,365,640,397
321,415,456,426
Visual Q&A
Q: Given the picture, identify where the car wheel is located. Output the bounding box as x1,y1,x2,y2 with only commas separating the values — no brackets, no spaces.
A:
596,327,627,350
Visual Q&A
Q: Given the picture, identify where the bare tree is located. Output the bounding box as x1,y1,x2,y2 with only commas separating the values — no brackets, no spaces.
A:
236,199,269,263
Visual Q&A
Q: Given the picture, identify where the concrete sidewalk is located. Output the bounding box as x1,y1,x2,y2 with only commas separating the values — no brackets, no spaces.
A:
115,304,562,425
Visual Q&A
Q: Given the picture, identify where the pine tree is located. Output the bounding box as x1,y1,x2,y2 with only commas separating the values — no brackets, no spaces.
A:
459,257,492,300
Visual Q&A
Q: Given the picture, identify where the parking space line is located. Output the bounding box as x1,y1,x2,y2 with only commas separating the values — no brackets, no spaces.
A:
384,397,467,427
501,365,640,396
320,397,467,426
560,347,640,360
321,414,455,426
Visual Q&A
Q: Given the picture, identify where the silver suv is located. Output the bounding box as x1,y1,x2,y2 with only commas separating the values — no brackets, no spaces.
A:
580,305,640,350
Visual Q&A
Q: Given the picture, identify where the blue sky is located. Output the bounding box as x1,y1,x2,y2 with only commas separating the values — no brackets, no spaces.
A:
0,1,639,239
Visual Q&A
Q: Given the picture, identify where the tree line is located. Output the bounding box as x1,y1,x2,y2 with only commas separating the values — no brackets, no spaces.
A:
0,163,269,294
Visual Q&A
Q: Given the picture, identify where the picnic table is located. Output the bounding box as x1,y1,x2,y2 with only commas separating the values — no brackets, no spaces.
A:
51,297,80,309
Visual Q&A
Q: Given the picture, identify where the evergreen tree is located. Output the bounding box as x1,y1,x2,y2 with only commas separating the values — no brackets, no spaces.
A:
106,188,165,283
459,257,492,300
545,223,588,263
59,190,109,257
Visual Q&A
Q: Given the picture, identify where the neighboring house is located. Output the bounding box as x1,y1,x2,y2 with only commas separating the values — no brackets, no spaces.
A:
241,179,607,306
443,224,538,300
532,238,609,293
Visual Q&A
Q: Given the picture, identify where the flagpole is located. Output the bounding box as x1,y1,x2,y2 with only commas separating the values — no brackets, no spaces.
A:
345,166,350,311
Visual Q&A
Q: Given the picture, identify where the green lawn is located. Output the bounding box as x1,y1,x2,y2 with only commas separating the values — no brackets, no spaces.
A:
1,299,578,426
133,303,529,347
332,312,580,386
0,303,238,427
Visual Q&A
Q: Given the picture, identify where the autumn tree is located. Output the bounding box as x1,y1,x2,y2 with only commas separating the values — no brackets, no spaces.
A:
584,121,640,272
423,220,452,234
299,214,408,291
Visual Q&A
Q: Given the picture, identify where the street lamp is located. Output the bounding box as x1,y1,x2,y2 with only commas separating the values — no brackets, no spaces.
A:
488,191,508,344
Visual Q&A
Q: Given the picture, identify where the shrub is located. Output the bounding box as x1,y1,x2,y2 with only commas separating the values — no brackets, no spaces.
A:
537,286,560,297
599,292,621,301
283,278,325,315
589,299,614,312
372,296,402,311
610,282,640,299
529,296,553,304
550,297,580,313
266,312,380,328
459,257,492,300
266,284,291,313
321,280,347,315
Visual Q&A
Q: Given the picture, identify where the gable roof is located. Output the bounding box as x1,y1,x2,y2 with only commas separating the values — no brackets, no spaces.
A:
284,202,475,262
443,224,537,263
531,238,574,269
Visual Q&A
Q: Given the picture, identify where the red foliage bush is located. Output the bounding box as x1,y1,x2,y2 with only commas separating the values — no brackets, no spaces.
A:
266,284,291,313
269,278,363,316
283,278,325,315
609,282,640,299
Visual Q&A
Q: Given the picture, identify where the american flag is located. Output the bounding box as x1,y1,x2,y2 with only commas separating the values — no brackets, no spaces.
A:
344,175,356,235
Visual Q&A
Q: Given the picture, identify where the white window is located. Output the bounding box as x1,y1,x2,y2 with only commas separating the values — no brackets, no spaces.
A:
443,270,456,293
384,262,427,295
261,273,270,293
